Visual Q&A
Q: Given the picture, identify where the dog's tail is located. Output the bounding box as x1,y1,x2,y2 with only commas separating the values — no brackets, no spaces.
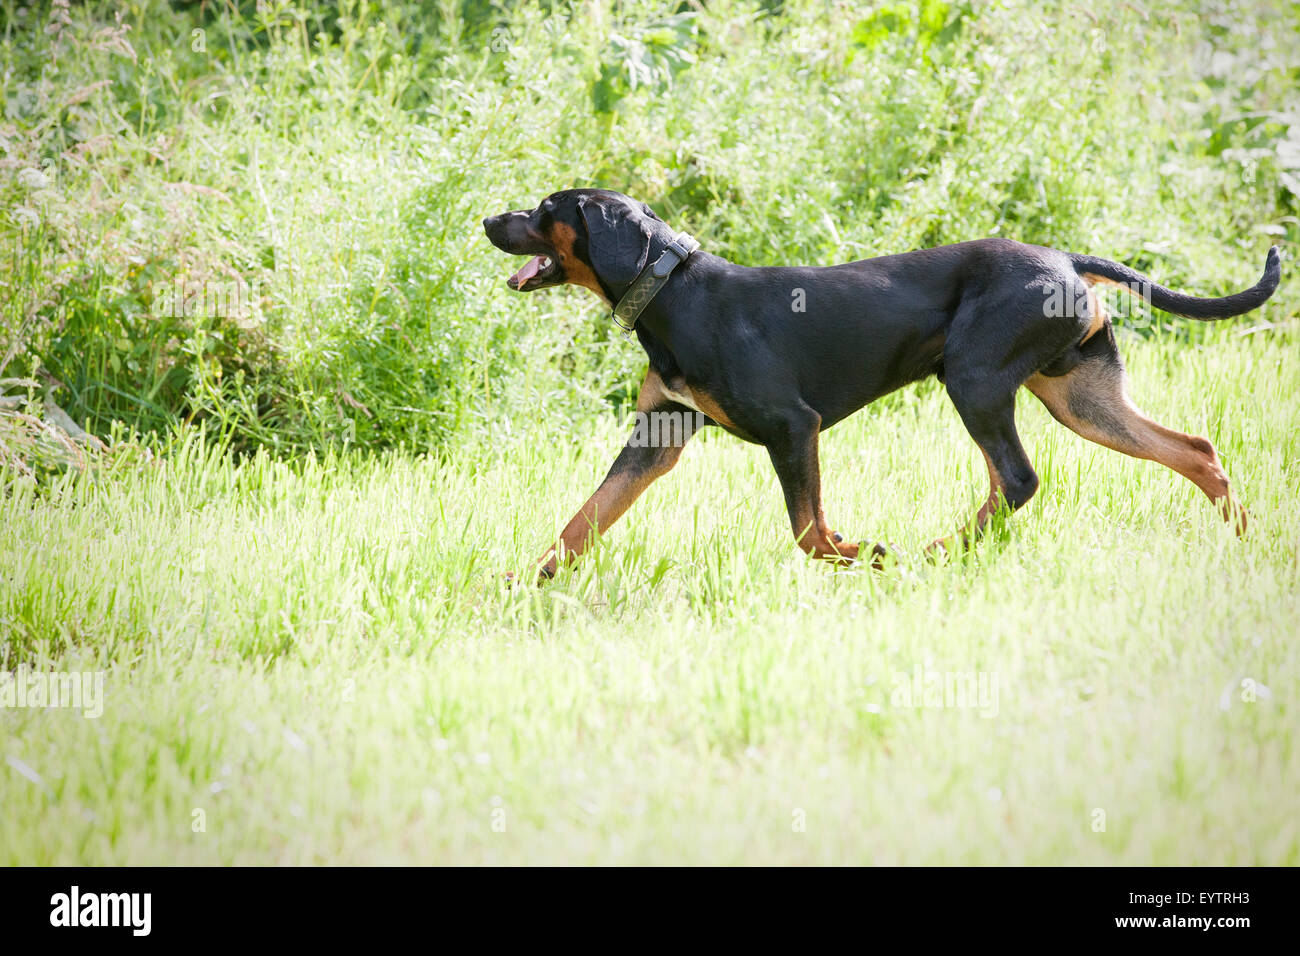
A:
1068,246,1280,320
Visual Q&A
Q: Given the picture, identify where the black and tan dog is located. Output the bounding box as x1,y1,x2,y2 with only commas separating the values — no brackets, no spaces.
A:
484,189,1281,580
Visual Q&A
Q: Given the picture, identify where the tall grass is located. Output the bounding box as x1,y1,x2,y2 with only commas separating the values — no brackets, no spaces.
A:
1,331,1297,863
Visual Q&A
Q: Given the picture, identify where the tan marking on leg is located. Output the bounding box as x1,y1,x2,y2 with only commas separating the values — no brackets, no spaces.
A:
797,521,860,564
552,446,683,564
660,381,760,442
972,448,1007,527
772,429,861,565
927,449,1007,555
1026,365,1246,534
679,386,740,432
535,368,688,578
636,367,670,412
785,494,847,560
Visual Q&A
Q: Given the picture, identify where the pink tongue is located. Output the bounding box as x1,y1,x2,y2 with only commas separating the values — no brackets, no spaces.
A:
509,256,545,287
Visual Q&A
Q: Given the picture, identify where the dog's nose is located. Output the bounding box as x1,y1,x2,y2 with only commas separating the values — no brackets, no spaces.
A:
482,216,494,231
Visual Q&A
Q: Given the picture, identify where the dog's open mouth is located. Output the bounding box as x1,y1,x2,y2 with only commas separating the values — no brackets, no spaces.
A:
507,254,559,291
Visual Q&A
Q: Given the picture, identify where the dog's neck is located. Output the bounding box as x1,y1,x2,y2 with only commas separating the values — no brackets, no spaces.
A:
607,229,700,330
626,248,722,384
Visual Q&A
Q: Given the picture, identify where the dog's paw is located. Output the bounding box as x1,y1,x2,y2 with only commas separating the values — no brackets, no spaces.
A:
823,538,892,570
827,536,860,563
924,537,949,560
1219,498,1249,537
502,564,556,588
925,534,971,563
862,541,891,571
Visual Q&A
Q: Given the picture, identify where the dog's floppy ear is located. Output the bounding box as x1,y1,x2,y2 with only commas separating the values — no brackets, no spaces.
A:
578,196,653,290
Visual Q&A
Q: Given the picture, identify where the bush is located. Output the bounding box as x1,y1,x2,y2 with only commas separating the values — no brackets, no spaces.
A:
0,0,1294,457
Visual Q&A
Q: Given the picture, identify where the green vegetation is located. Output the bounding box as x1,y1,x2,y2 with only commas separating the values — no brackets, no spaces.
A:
3,333,1298,864
1,1,1297,863
2,0,1296,453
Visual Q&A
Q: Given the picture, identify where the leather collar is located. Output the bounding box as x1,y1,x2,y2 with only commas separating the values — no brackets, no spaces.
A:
610,232,700,332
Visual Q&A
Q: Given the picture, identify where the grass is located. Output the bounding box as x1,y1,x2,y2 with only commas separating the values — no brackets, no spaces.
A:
3,328,1297,864
1,0,1296,867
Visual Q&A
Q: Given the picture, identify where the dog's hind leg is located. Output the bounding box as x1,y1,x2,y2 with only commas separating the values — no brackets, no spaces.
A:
1024,324,1245,532
925,276,1101,555
930,380,1041,555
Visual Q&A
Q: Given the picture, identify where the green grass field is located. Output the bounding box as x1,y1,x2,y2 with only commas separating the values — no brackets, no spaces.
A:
3,328,1297,864
2,0,1297,866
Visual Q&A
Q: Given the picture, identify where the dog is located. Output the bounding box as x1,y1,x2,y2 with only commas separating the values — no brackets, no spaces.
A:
483,188,1281,581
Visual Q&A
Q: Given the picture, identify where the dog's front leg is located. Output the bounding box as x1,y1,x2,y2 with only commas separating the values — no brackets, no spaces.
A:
765,409,886,568
530,370,700,582
764,410,856,562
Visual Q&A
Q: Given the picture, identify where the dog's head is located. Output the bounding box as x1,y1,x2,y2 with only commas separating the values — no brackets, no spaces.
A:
482,189,664,304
